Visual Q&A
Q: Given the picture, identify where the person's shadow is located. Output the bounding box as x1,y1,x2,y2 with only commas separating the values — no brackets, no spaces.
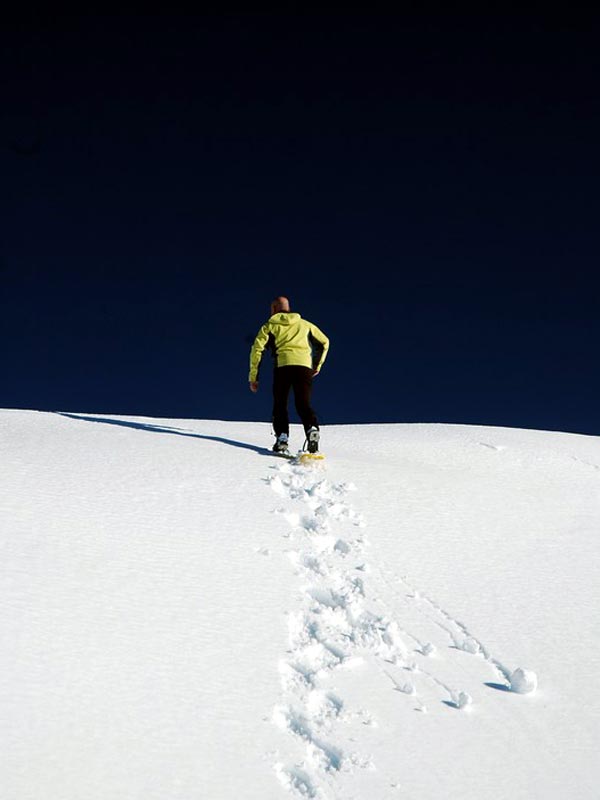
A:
56,413,274,456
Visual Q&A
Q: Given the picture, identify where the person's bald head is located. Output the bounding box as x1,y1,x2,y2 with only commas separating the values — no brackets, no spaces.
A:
271,296,290,314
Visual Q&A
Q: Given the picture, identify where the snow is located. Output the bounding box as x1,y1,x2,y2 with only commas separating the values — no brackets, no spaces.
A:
1,409,599,799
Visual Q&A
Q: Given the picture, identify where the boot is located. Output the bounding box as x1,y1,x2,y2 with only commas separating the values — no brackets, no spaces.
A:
273,433,290,454
306,427,320,454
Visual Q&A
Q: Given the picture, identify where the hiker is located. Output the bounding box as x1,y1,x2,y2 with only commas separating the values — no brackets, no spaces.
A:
249,296,329,454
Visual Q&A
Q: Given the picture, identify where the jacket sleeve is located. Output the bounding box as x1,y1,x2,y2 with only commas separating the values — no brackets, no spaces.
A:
308,323,329,372
249,323,270,382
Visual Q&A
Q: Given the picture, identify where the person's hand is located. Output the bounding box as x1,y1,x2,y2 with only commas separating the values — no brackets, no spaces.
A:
312,370,320,377
249,381,259,393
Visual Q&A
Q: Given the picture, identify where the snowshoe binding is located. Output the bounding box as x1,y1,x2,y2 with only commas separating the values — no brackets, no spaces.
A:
297,427,325,465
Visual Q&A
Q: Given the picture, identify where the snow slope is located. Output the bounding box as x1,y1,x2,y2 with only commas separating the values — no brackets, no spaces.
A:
1,410,599,799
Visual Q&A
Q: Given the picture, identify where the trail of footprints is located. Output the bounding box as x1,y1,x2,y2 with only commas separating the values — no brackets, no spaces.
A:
266,460,528,798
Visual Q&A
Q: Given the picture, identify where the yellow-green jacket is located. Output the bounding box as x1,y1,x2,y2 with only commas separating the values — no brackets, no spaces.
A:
249,312,329,382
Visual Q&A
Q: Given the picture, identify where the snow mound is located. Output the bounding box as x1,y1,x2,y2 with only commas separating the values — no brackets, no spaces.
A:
509,667,538,695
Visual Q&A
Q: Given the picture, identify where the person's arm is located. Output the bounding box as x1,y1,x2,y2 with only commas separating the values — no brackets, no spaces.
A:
248,323,270,390
308,323,329,374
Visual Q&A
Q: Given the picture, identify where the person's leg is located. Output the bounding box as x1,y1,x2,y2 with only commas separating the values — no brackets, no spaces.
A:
272,367,292,436
292,366,319,434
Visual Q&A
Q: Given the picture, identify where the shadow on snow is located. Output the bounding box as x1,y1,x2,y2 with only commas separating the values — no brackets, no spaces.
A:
56,412,273,456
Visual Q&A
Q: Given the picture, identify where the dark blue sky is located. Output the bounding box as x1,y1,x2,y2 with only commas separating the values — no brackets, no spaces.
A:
2,10,599,434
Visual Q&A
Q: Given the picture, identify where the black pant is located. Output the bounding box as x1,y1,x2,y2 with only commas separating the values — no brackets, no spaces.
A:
272,366,318,437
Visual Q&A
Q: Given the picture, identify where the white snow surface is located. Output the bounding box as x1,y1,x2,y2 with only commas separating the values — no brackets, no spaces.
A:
2,409,600,799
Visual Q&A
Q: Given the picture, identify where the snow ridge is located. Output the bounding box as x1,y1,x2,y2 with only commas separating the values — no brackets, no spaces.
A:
266,457,536,797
